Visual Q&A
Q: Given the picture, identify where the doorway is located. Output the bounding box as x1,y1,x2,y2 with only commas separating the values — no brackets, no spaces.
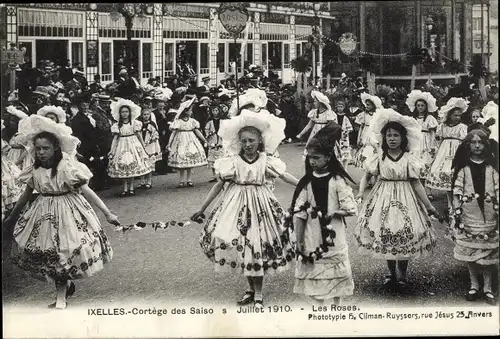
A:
176,41,197,78
113,40,140,78
36,40,68,65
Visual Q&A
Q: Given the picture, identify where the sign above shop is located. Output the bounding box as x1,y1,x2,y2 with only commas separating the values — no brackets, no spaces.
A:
16,3,89,11
1,48,25,65
218,3,249,37
295,15,317,26
163,4,210,19
260,12,290,24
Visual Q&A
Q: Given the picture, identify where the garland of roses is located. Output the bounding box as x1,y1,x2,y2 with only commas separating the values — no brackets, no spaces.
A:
114,214,206,233
283,201,337,264
453,193,499,241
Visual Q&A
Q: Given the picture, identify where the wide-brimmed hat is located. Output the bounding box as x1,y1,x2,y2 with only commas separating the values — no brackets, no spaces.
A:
218,109,285,156
98,94,112,102
202,76,210,82
37,105,67,124
33,86,51,98
6,105,29,120
405,90,438,113
7,90,19,102
110,98,142,122
438,97,469,123
311,90,332,111
174,96,196,120
368,108,423,152
481,101,498,141
360,92,383,110
18,115,79,154
228,89,268,117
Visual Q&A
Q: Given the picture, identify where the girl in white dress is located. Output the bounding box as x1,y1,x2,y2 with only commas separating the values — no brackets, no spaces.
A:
405,90,439,199
192,110,298,308
353,93,383,168
205,105,227,182
354,109,439,291
5,106,31,170
167,97,208,187
292,122,358,304
297,91,337,154
3,115,119,310
333,98,354,169
426,98,469,213
137,108,162,189
108,99,152,197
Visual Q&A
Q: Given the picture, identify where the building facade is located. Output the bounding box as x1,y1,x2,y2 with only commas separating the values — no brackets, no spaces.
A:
2,1,494,86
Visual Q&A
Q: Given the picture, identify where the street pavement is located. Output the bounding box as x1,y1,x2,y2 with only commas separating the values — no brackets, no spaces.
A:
2,143,497,309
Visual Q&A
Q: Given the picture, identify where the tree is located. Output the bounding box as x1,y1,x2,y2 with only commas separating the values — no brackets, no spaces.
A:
291,55,312,94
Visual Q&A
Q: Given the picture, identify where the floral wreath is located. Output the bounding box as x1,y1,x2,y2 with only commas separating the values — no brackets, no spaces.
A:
114,214,206,233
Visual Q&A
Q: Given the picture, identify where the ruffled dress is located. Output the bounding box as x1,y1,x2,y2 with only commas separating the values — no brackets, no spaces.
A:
2,140,25,218
205,119,224,169
168,118,207,169
141,121,162,170
199,153,294,277
414,115,439,179
12,154,113,282
7,133,33,171
354,111,377,168
293,172,358,300
451,161,499,265
426,123,467,191
305,109,337,151
354,152,437,259
108,121,152,178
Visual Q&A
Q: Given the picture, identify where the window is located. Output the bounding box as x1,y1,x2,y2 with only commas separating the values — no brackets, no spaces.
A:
228,43,242,65
217,43,225,73
472,18,481,31
284,43,290,68
72,42,84,68
101,42,111,76
142,43,152,72
246,43,253,65
200,42,209,70
268,42,282,70
296,43,301,57
262,43,267,67
164,43,174,71
19,41,32,66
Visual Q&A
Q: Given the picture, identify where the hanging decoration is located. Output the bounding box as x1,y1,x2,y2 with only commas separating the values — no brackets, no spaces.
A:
337,33,358,56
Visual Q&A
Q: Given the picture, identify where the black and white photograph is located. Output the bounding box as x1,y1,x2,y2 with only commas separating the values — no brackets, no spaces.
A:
1,1,499,337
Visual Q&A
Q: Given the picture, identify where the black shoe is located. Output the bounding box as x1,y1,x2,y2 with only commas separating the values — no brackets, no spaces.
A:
465,288,480,302
67,281,75,298
236,291,255,306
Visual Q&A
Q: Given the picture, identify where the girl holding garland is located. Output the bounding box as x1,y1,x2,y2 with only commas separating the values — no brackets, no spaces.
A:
3,115,118,310
193,110,298,308
205,104,228,183
167,97,208,188
291,121,358,305
426,98,469,214
354,109,439,291
137,108,162,189
297,91,337,154
450,125,499,305
405,90,439,199
108,99,152,197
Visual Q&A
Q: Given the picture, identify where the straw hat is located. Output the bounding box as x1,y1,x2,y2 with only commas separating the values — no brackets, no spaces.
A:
6,105,29,120
37,105,67,124
110,98,142,122
438,97,469,123
228,89,268,117
18,115,80,154
368,108,423,152
218,109,285,156
360,92,383,110
174,96,197,120
311,90,332,111
405,90,438,113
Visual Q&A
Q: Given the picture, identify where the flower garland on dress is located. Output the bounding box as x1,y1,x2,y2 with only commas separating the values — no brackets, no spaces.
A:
283,201,338,264
451,193,499,241
114,214,206,233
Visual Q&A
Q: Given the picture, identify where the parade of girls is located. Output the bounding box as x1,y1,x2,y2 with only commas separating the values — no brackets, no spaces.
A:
2,64,499,310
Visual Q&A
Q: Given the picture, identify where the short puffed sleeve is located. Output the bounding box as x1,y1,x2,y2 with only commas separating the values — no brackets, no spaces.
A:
407,153,423,179
361,150,379,176
425,115,439,130
58,157,93,190
266,155,287,178
111,123,120,135
335,176,358,216
133,120,143,133
169,119,180,130
458,123,468,139
18,165,35,188
452,167,465,197
354,112,365,125
214,156,236,181
294,186,309,220
307,109,317,119
191,118,200,130
325,110,338,123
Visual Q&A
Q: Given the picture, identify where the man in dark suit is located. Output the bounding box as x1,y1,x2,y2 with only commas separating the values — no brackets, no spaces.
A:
116,69,138,100
89,74,103,94
197,76,211,98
